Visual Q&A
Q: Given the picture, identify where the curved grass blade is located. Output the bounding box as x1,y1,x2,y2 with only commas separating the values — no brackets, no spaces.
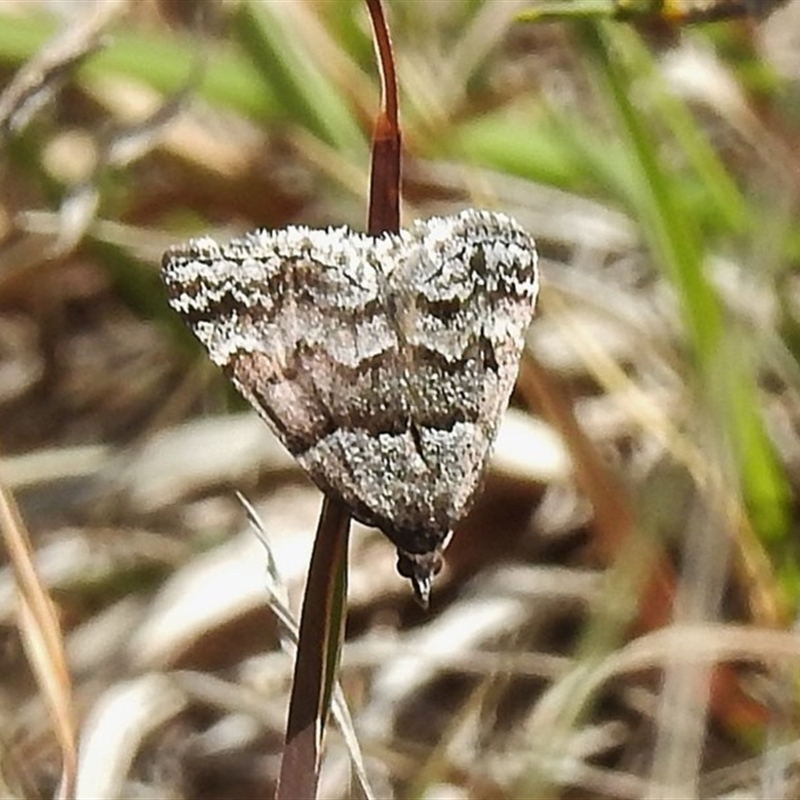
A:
276,497,350,800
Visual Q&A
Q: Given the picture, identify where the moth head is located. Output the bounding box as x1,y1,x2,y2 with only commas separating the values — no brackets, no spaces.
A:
396,548,443,609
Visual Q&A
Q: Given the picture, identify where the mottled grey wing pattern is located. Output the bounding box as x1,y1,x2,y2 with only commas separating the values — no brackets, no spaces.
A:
162,209,538,600
383,213,538,550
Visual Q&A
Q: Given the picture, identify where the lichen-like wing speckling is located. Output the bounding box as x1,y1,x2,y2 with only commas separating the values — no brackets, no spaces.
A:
162,209,538,603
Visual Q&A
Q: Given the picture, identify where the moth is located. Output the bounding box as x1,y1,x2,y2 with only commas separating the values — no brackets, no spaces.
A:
162,209,538,605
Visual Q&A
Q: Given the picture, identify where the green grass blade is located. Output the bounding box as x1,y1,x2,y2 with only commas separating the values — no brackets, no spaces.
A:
582,20,792,603
233,1,364,152
0,12,280,121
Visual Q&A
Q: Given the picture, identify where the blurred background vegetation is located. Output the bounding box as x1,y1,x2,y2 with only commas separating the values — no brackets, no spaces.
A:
1,0,800,797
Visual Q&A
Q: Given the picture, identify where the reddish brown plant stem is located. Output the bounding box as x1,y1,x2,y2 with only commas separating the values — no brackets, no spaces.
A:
276,2,401,798
366,0,401,234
